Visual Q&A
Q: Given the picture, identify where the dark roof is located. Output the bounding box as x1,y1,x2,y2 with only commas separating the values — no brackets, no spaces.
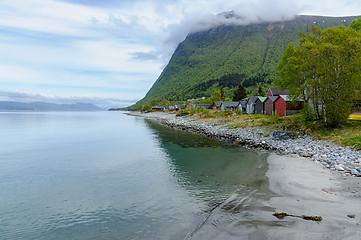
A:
239,100,247,108
194,104,211,106
266,96,278,102
278,95,303,102
221,102,239,107
269,88,289,96
247,96,259,104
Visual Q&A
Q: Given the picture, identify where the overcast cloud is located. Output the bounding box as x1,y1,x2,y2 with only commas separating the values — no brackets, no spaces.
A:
0,0,360,108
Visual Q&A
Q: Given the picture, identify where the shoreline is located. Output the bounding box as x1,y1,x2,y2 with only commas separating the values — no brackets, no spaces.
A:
265,154,361,239
127,111,361,238
126,111,361,177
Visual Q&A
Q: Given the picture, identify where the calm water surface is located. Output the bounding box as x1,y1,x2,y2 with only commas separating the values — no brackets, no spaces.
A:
0,112,276,240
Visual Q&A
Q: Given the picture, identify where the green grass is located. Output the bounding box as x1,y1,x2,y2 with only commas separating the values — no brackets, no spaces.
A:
191,111,361,150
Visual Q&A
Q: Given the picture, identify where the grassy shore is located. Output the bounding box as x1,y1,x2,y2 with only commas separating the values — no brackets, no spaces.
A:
174,110,361,151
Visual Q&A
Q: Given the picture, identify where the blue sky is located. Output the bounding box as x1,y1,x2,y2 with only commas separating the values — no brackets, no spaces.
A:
0,0,360,109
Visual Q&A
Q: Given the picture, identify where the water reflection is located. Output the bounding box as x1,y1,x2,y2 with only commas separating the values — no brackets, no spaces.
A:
144,119,279,239
0,112,281,240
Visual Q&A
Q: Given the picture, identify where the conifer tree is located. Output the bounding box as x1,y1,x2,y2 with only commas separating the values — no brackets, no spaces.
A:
257,86,265,96
220,87,225,100
150,99,159,106
233,84,247,101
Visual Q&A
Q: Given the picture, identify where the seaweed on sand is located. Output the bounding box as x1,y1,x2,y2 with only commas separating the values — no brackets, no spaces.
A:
273,212,323,222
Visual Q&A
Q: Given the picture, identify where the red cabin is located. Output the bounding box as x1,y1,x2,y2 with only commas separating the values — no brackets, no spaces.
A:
274,95,303,116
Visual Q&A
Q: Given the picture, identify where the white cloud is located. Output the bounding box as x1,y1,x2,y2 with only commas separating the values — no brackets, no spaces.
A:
297,0,361,16
0,0,360,108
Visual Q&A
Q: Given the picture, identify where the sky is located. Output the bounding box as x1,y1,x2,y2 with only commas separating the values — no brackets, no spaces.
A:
0,0,360,109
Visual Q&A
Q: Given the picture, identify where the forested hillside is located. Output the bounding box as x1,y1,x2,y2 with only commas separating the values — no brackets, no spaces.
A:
137,15,360,105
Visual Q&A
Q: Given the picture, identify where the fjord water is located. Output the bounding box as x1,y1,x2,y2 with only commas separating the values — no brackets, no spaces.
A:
0,112,275,239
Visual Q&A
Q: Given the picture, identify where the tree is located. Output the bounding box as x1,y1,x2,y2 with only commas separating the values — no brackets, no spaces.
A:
220,87,225,100
351,18,361,31
150,99,159,106
276,22,361,126
162,98,170,105
211,90,222,102
232,84,247,101
257,86,265,96
141,104,151,112
276,43,322,119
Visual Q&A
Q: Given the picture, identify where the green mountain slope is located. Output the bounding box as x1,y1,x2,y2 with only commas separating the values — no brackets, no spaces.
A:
138,15,360,105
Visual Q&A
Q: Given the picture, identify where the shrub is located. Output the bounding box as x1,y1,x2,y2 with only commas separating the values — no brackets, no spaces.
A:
176,109,190,116
141,104,151,112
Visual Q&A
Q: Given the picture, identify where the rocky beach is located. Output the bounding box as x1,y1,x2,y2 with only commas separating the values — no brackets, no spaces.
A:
127,111,361,177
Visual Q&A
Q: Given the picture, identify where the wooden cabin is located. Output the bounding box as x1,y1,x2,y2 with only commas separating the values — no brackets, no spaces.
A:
162,105,175,111
274,95,304,116
220,102,239,111
254,97,267,114
264,96,278,115
151,106,163,111
193,103,211,109
175,105,187,111
246,96,258,114
239,99,248,112
212,101,222,110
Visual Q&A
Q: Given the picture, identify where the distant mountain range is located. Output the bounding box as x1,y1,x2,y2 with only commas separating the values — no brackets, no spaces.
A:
137,14,361,105
0,101,103,111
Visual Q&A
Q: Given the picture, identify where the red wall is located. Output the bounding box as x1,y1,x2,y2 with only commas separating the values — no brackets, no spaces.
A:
275,97,286,116
267,89,272,97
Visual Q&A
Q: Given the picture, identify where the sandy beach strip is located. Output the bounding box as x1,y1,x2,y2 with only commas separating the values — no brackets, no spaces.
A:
265,153,361,239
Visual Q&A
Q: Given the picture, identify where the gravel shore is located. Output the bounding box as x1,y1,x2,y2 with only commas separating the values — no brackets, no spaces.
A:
126,111,361,177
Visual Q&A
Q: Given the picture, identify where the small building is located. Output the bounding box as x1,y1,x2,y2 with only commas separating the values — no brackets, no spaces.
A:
254,97,267,114
239,98,248,112
274,95,304,116
178,105,187,110
246,96,259,114
267,88,289,97
162,105,175,111
193,103,211,109
264,96,278,115
151,106,163,111
220,102,239,111
212,101,222,110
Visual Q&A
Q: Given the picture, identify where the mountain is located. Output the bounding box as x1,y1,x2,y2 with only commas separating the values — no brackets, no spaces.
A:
137,15,360,105
0,101,103,111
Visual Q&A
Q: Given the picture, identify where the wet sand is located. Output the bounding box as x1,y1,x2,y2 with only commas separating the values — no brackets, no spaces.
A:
265,153,361,240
